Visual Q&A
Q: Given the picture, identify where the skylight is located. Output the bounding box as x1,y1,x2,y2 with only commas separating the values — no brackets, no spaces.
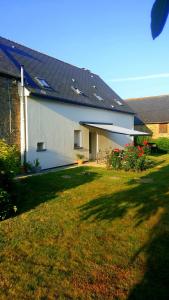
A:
114,98,123,106
93,93,103,101
35,77,50,88
71,86,82,95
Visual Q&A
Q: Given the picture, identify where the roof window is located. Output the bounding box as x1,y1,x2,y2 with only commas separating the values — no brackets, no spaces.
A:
114,98,123,106
35,77,51,88
93,93,103,101
71,86,82,95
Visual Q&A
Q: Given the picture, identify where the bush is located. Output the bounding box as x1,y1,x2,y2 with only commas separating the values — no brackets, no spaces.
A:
135,135,152,146
0,140,19,220
111,149,122,170
108,143,153,172
0,188,17,220
0,139,20,176
155,138,169,153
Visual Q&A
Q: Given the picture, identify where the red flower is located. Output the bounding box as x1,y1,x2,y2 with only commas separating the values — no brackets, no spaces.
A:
143,140,148,146
114,148,120,152
137,146,142,151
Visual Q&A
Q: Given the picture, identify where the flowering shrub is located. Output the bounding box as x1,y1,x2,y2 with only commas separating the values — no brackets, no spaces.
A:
0,140,19,220
111,149,122,170
107,143,152,172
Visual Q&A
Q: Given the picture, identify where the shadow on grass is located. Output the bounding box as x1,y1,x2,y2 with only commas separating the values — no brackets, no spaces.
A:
79,163,169,299
16,166,99,215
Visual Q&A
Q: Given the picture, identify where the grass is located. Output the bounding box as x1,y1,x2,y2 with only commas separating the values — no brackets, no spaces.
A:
1,154,169,299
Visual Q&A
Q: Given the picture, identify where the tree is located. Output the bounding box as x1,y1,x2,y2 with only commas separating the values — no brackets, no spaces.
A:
151,0,169,39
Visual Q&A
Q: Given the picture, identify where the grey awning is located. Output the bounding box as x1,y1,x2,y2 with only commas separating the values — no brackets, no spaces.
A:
80,122,150,136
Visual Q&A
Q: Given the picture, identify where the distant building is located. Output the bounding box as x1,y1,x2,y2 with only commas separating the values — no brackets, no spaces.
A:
126,95,169,139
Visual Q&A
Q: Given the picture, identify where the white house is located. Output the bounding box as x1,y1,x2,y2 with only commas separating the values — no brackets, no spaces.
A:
0,36,147,169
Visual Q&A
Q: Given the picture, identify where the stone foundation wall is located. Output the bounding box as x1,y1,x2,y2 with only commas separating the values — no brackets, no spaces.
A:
0,75,20,148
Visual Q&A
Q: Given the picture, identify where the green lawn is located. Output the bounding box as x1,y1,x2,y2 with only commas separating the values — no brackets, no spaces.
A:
1,155,169,299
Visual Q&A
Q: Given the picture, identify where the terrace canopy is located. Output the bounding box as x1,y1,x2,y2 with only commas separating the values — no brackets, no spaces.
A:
80,122,149,136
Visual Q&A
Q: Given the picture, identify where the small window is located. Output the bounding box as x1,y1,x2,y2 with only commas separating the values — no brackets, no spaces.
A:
159,123,168,133
71,86,82,95
35,77,51,88
93,93,103,101
114,98,123,106
37,142,46,152
74,130,82,148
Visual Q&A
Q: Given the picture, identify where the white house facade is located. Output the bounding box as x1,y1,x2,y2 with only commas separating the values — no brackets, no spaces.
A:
24,95,134,169
0,36,148,169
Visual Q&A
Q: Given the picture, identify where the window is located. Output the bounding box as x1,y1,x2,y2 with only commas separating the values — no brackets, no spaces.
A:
37,142,46,152
35,77,51,88
71,86,82,95
159,123,168,133
93,93,103,101
74,130,82,148
114,98,123,106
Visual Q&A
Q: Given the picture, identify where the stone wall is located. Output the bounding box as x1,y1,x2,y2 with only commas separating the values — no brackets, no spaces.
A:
135,123,169,139
0,75,20,148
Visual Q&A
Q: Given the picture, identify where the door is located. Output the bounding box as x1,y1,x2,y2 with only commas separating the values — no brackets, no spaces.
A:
89,132,97,160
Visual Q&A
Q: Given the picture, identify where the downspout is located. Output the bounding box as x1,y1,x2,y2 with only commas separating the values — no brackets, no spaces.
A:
7,79,12,136
21,65,27,165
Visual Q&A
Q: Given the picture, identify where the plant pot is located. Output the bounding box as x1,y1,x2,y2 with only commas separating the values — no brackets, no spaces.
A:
77,159,84,165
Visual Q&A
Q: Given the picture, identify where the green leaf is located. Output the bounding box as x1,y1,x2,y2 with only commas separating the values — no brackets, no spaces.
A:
151,0,169,39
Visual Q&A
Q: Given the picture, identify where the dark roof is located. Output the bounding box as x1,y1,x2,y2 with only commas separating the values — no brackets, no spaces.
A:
0,36,133,114
126,95,169,124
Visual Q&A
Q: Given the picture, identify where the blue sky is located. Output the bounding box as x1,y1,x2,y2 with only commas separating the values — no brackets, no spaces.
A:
1,0,169,99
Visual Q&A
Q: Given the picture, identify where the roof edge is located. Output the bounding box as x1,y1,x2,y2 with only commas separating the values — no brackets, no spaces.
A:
30,91,135,115
126,94,169,101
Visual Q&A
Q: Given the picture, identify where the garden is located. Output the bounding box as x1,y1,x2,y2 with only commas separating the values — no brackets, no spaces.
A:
1,139,169,299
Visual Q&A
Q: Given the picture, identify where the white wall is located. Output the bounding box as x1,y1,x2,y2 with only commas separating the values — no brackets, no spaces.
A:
26,97,134,169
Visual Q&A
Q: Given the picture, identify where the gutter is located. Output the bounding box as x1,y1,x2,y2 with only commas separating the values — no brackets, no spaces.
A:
30,91,135,116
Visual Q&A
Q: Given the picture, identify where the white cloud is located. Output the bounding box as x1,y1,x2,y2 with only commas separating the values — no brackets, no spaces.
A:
108,73,169,82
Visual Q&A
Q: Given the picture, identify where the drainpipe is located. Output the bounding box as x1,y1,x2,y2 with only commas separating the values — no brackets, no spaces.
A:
21,65,27,165
7,79,12,136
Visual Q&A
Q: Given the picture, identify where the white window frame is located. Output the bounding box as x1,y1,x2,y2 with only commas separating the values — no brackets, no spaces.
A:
74,130,82,149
